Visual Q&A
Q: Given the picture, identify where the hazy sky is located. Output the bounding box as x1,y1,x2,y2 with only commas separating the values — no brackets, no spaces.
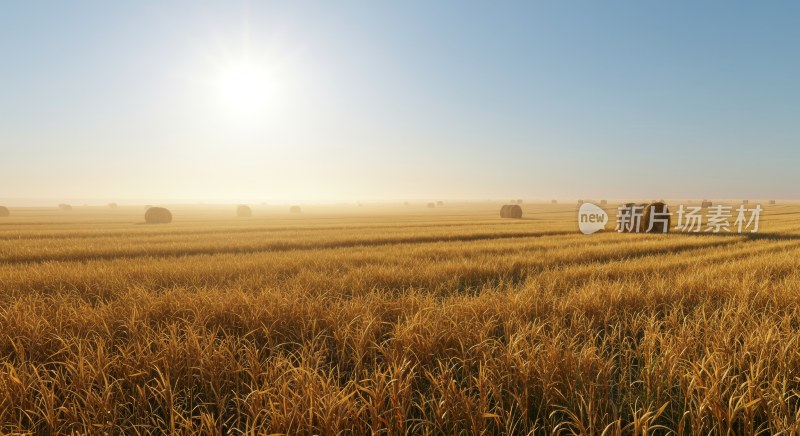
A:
2,2,799,203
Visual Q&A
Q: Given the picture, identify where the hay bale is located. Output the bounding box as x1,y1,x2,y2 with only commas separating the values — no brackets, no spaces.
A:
437,201,444,207
144,207,172,224
0,206,9,217
237,205,252,217
290,206,302,213
769,200,776,205
58,203,72,211
742,200,749,205
551,200,557,204
500,204,522,219
500,205,510,218
108,202,118,209
642,202,670,233
600,200,607,205
577,199,584,205
701,200,712,208
427,202,436,208
516,199,523,204
404,201,409,206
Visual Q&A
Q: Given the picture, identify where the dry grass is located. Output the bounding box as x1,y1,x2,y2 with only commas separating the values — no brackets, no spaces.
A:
0,202,799,434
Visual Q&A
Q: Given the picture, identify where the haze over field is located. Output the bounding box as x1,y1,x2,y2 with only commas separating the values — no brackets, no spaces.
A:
2,1,799,204
5,2,800,433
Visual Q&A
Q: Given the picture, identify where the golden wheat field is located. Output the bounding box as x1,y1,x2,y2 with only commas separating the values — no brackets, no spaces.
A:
2,201,800,434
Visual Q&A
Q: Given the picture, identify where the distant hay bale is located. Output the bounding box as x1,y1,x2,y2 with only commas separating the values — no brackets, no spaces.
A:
427,202,436,208
236,205,252,217
437,201,444,207
108,203,118,209
769,200,776,205
290,206,302,213
144,207,172,224
701,200,712,208
500,204,522,219
58,203,72,211
577,199,584,205
742,200,749,205
551,200,557,204
0,206,9,217
600,200,607,205
642,202,671,233
516,199,523,204
404,202,409,206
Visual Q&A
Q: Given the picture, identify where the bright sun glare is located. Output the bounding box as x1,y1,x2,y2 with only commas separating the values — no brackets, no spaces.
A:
216,61,271,121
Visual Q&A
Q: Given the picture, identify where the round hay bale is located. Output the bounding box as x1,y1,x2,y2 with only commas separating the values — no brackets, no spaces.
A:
144,207,172,224
58,203,72,211
516,199,523,204
769,200,776,205
108,203,118,209
436,201,444,207
500,204,522,219
0,206,9,217
237,205,252,217
600,200,607,205
427,202,436,209
551,200,557,204
742,200,749,205
290,206,302,213
642,202,670,233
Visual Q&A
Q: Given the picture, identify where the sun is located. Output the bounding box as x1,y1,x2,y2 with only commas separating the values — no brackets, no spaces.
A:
216,61,271,121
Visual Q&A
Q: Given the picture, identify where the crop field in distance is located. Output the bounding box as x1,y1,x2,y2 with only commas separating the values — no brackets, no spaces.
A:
2,201,800,434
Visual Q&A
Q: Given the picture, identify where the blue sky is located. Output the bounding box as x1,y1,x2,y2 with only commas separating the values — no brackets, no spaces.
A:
1,2,798,203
